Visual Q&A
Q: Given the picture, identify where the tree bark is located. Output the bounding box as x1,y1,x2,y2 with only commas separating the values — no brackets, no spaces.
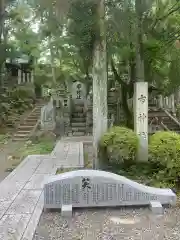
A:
135,0,145,82
92,0,107,169
0,0,5,86
49,37,56,84
111,59,133,128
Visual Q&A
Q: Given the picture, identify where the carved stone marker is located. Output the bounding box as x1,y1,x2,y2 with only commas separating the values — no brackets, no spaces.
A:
134,82,148,161
41,100,56,131
44,170,176,210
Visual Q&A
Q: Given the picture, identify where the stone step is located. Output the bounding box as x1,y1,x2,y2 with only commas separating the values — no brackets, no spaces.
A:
163,121,179,126
30,111,41,115
32,110,41,113
14,133,29,138
72,113,85,118
71,122,86,127
16,130,31,134
72,131,85,136
72,126,86,132
167,126,180,130
71,117,86,122
25,118,39,122
18,125,34,129
25,117,39,121
30,113,40,117
13,137,28,141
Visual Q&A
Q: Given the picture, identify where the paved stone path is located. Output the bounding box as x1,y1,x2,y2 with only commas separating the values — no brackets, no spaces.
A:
0,140,84,240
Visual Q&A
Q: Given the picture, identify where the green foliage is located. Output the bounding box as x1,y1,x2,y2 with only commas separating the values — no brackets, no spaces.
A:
8,87,35,112
11,139,55,170
0,134,9,144
68,0,98,72
99,126,139,166
149,131,180,166
0,86,35,126
149,131,180,187
22,141,54,156
56,168,76,174
104,130,180,190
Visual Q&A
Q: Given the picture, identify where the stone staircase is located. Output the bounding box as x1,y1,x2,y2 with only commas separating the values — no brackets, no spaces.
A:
71,101,86,136
13,102,44,141
148,108,180,134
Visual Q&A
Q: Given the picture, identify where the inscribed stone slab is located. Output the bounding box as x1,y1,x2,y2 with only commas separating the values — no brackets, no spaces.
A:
134,82,148,161
44,170,176,209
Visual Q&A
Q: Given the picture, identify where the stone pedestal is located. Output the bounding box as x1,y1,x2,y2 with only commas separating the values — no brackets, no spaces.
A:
134,82,148,161
41,101,56,131
18,69,21,84
22,72,26,83
27,73,30,82
165,97,169,108
158,95,163,108
31,71,34,83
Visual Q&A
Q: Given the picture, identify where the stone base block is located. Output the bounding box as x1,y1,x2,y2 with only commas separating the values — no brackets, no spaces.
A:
61,205,72,217
150,201,163,215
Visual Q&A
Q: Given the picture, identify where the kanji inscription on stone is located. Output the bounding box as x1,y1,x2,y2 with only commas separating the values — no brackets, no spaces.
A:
44,170,176,209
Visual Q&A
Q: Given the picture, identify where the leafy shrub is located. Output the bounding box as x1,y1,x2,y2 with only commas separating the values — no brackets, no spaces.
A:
99,126,139,167
149,131,180,185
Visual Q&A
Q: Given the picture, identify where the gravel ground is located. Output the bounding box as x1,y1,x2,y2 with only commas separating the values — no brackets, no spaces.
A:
33,206,180,240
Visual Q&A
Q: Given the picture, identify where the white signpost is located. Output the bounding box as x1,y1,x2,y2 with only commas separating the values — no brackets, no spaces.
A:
44,170,176,216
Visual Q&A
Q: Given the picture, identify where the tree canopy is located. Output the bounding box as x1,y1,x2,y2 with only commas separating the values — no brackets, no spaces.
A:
0,0,180,124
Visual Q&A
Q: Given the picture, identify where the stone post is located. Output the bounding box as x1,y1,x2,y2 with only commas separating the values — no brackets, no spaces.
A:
165,97,169,109
170,94,175,114
158,95,163,108
22,72,26,83
27,73,30,82
31,71,34,83
134,82,148,161
18,69,21,84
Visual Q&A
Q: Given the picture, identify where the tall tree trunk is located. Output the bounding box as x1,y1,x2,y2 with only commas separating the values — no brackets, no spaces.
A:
0,0,5,87
92,0,107,169
49,37,56,84
135,0,144,82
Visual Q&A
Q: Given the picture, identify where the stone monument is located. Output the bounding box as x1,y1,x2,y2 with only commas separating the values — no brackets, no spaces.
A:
44,170,176,216
134,82,148,161
71,81,86,102
41,99,56,131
